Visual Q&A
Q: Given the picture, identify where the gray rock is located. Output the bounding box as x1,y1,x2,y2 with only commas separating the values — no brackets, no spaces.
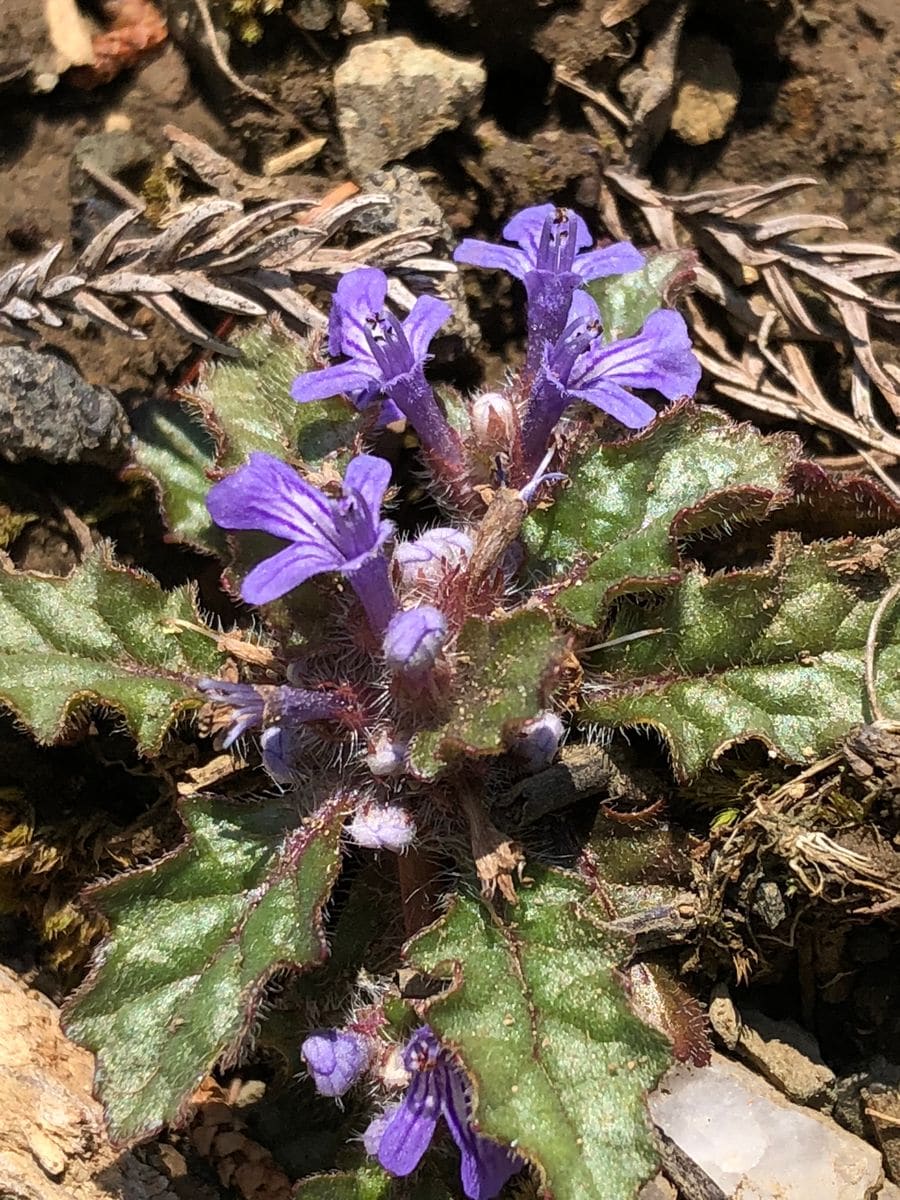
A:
338,1,373,35
292,0,334,29
0,347,130,466
650,1052,885,1200
739,1008,835,1109
71,132,155,201
359,166,480,354
334,36,485,177
708,988,835,1108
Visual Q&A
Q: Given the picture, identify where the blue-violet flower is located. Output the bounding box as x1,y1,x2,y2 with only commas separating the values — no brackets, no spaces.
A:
371,1025,521,1200
382,606,448,673
512,710,564,772
291,268,463,469
198,680,349,747
454,203,644,373
302,1029,371,1098
521,291,701,469
206,451,397,634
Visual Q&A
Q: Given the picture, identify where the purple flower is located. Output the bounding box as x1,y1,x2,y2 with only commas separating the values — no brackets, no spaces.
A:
454,203,644,372
511,711,564,772
347,798,416,851
521,292,701,469
206,451,397,634
302,1029,371,1098
383,606,448,673
197,681,265,747
371,1026,521,1200
291,268,463,469
199,680,353,777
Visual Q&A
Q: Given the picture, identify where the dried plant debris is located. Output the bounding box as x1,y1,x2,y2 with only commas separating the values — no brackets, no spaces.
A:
600,169,900,461
0,167,442,355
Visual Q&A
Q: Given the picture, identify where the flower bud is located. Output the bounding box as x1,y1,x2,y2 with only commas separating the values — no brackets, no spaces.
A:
365,732,408,778
260,725,296,783
511,711,564,771
364,1104,400,1157
394,527,473,593
347,798,416,852
301,1028,371,1097
470,390,518,449
382,606,448,673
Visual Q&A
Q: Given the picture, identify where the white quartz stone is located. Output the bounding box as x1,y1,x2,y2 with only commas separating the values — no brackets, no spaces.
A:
650,1053,885,1199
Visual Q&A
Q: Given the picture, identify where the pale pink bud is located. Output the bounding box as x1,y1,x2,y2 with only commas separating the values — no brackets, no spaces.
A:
394,527,473,593
470,390,518,449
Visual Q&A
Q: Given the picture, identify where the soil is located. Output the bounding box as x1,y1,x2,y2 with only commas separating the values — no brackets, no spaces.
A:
2,0,900,1195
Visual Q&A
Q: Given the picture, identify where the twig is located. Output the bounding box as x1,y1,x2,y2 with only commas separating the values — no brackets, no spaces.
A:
78,160,146,212
864,578,900,722
192,0,282,114
553,65,632,128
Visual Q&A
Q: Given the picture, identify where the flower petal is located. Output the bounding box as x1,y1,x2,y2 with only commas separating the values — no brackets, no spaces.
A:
241,540,340,605
566,288,602,327
460,1137,523,1200
576,308,701,400
568,380,657,429
377,1073,440,1177
504,203,592,255
453,239,530,279
291,362,379,405
329,267,388,358
402,294,452,361
573,241,645,280
206,452,338,544
343,454,392,519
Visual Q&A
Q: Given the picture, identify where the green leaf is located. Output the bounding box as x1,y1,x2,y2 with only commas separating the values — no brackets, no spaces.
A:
0,546,225,752
294,1164,457,1199
408,868,671,1200
194,323,359,472
523,404,798,628
408,609,568,779
64,792,348,1143
580,533,900,778
588,250,695,341
129,397,225,555
295,1169,393,1200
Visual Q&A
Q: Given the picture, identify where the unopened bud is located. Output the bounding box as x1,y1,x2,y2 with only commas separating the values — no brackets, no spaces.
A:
382,606,448,673
511,711,564,771
470,390,518,449
394,527,473,593
347,798,416,852
301,1028,371,1097
365,733,408,778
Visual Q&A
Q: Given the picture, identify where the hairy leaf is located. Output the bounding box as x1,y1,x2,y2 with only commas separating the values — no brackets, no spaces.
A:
581,533,900,778
589,250,695,341
294,1164,456,1199
408,610,568,779
0,546,224,752
129,398,225,555
192,323,359,472
408,868,671,1200
64,792,347,1142
295,1170,393,1200
523,404,798,627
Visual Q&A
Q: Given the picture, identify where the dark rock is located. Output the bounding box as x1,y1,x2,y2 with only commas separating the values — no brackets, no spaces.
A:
0,347,129,466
